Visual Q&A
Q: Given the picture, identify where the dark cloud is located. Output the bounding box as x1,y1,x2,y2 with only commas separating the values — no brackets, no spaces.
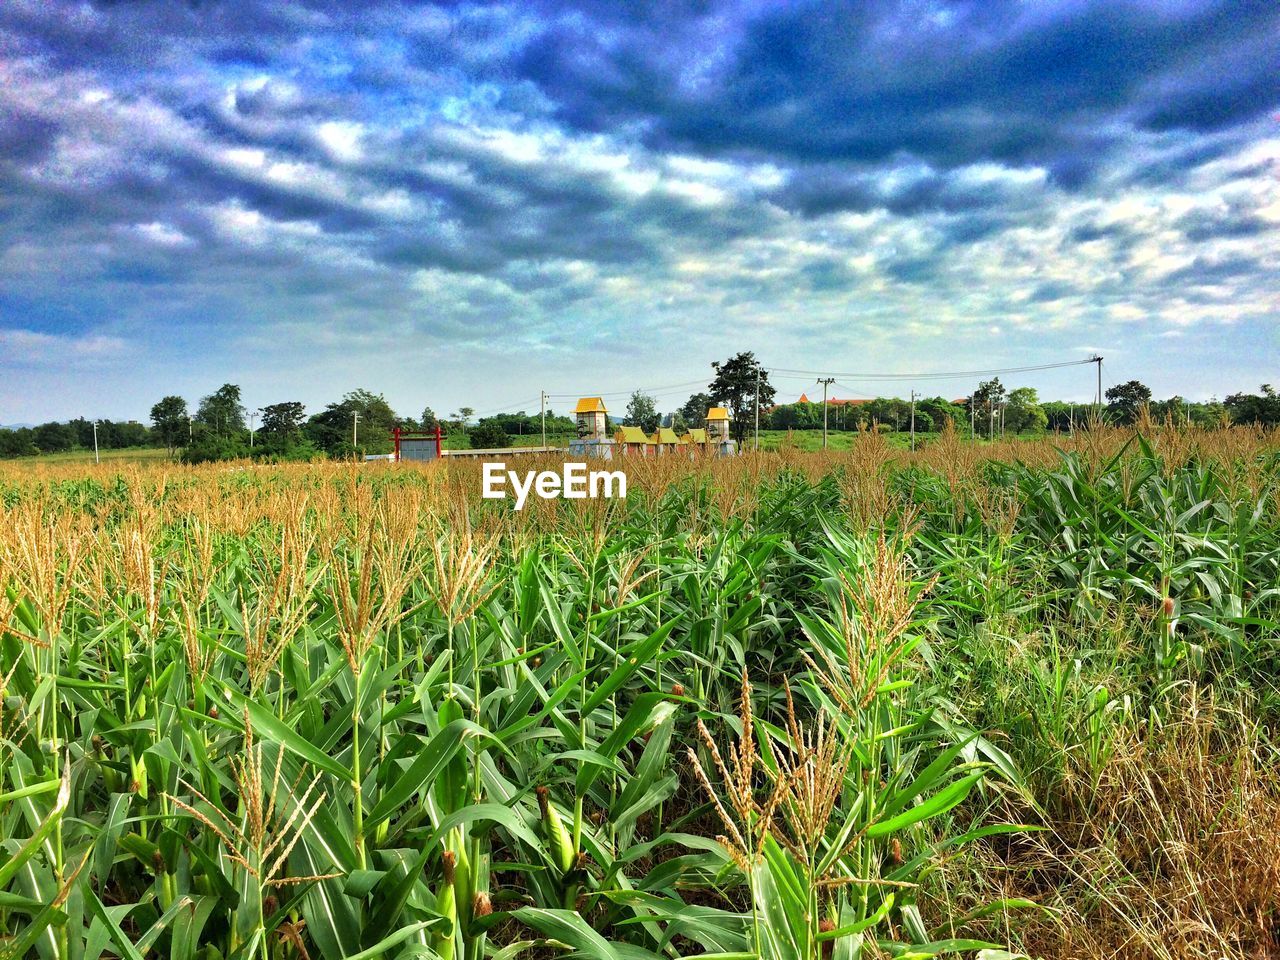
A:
515,0,1280,179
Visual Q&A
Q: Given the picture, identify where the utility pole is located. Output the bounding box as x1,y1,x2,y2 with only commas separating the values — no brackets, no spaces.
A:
817,377,834,449
970,395,975,440
352,410,360,448
910,390,916,452
249,411,257,449
988,401,994,441
747,363,757,453
540,390,547,449
1091,355,1104,409
92,420,99,464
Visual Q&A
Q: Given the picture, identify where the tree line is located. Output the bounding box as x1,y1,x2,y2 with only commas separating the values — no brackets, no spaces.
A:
2,365,1278,460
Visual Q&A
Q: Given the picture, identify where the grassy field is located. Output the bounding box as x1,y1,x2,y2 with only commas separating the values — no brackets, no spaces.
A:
8,445,170,465
1,425,1277,960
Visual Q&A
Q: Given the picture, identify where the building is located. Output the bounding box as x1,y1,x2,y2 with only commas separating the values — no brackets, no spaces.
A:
614,425,649,456
790,392,872,409
682,427,708,446
569,397,616,458
704,407,737,456
706,407,731,442
650,426,685,455
574,397,609,440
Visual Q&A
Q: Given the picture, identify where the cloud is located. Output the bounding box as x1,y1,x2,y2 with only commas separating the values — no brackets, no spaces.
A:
0,327,128,364
0,0,1276,421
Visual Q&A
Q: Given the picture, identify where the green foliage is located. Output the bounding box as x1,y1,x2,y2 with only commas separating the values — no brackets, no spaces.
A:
195,383,248,437
624,390,661,433
467,422,509,449
259,401,307,439
3,427,1278,959
1105,380,1152,424
710,352,776,444
150,395,189,454
305,388,398,455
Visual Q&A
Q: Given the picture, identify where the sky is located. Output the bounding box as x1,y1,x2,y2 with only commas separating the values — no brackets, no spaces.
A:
1,0,1278,425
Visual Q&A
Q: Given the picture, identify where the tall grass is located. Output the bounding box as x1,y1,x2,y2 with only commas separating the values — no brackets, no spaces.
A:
0,422,1277,959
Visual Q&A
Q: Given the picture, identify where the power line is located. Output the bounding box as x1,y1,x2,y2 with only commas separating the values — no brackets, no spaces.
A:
766,358,1096,381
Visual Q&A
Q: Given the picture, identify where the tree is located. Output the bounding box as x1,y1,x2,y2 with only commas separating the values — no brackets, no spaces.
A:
0,428,38,458
709,352,775,445
1105,380,1152,425
1005,387,1048,434
468,422,508,449
624,390,660,433
1224,384,1280,426
972,378,1007,437
305,389,399,455
259,402,306,440
151,396,189,455
420,406,439,430
194,383,247,438
680,392,714,428
33,422,75,453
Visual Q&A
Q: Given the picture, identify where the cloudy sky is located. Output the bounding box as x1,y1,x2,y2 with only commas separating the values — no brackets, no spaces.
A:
1,0,1277,424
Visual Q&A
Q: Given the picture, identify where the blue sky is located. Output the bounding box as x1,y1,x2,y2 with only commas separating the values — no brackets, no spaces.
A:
1,0,1277,424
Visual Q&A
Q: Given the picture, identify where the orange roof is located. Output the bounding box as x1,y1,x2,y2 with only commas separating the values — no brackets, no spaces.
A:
706,406,730,421
574,397,607,414
798,392,810,403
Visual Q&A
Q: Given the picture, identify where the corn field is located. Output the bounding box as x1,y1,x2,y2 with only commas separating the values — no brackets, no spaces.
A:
1,424,1278,960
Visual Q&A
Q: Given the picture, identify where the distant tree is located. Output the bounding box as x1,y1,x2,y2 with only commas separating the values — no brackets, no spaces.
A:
1224,384,1280,426
680,392,715,428
668,410,688,433
33,421,75,453
468,422,509,449
1105,380,1152,425
150,395,189,455
624,390,661,433
972,378,1008,437
0,428,38,458
1005,387,1048,434
420,406,439,430
919,397,961,433
867,397,908,431
709,352,775,445
194,383,247,438
306,389,398,455
259,402,307,440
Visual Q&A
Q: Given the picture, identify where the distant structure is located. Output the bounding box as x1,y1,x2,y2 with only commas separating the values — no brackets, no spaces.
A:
569,397,616,458
614,425,649,456
574,397,609,439
791,392,871,410
704,406,737,455
572,398,738,458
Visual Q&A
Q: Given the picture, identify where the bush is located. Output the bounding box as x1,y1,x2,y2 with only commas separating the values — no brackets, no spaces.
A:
468,422,509,449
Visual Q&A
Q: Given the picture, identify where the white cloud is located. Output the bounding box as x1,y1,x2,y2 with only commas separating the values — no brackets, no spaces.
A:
0,328,128,364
